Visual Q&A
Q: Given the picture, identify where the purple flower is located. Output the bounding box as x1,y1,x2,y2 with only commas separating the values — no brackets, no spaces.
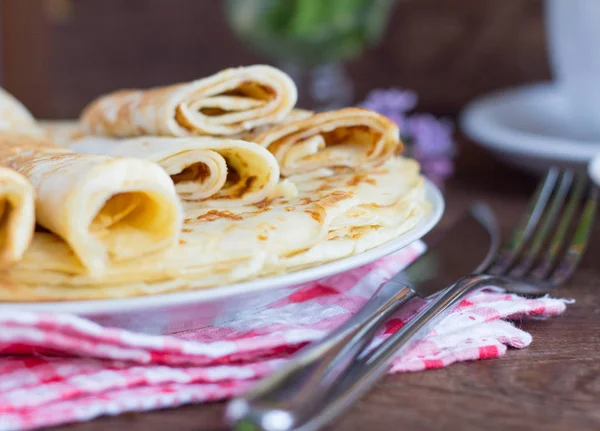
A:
420,158,455,187
359,88,418,117
386,112,409,132
359,88,456,185
407,114,455,160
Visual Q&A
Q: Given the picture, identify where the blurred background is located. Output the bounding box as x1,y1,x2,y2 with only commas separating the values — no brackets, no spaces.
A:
0,0,549,119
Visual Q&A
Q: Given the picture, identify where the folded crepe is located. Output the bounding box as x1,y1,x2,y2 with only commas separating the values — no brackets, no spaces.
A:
80,65,297,138
246,107,401,176
67,136,282,204
0,167,35,268
0,132,183,274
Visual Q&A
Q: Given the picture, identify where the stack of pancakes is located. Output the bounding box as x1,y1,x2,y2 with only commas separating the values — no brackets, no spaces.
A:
0,65,430,301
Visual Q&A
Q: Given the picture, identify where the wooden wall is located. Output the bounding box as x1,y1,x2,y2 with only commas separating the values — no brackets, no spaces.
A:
1,0,551,118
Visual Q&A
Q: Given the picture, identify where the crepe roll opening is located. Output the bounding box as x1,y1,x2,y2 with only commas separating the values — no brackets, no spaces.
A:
173,66,297,135
250,108,401,176
279,125,383,160
162,149,228,201
171,162,212,184
91,192,149,232
194,82,276,117
89,189,179,262
176,84,275,129
220,81,276,104
0,173,35,268
63,157,183,273
0,200,10,227
168,141,279,205
214,149,261,200
323,126,381,149
0,200,15,259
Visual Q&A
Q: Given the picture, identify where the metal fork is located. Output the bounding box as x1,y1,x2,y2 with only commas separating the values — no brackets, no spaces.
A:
289,168,598,431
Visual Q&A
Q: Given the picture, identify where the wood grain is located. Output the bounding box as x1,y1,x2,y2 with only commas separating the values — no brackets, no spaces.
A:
51,140,600,430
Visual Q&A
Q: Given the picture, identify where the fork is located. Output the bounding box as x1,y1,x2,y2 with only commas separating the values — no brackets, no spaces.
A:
253,168,598,431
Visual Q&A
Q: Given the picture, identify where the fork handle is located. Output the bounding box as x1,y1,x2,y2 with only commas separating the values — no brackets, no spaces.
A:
226,280,416,431
291,274,498,431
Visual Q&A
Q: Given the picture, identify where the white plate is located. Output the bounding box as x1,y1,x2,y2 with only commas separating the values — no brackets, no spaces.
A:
2,180,443,334
460,83,600,173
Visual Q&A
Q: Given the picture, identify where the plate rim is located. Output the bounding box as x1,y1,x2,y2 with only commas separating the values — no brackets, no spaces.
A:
3,179,444,314
460,82,600,162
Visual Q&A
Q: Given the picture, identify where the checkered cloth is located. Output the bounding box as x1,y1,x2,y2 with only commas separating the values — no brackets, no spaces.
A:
0,241,568,431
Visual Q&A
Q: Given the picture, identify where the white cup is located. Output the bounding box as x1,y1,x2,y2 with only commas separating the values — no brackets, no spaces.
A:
546,0,600,137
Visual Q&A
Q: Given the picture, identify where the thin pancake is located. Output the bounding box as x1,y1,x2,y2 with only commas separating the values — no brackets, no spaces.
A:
246,107,401,176
66,136,283,205
80,65,297,137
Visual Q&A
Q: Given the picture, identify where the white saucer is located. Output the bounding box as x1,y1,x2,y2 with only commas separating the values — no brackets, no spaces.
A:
460,83,600,173
589,154,600,187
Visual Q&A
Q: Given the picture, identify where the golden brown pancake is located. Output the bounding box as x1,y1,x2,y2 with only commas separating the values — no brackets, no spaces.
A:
80,65,297,137
245,107,401,176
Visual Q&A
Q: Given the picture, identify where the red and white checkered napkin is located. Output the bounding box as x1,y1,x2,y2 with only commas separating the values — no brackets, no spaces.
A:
0,241,569,431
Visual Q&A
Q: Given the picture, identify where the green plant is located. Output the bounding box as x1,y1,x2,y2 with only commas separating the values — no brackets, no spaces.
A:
225,0,397,66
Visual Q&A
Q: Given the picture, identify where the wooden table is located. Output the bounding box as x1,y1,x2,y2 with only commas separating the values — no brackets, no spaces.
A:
57,141,600,431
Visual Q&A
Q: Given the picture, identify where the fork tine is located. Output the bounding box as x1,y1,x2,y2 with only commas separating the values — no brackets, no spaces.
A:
548,181,598,286
487,168,560,275
510,171,574,277
530,174,590,281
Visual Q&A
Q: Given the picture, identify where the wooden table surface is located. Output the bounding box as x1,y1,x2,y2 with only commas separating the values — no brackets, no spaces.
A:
57,141,600,431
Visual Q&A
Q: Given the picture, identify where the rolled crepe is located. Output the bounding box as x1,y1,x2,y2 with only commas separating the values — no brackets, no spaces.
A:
246,107,401,176
80,65,297,138
0,132,183,273
68,136,281,204
0,167,35,268
0,88,44,136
